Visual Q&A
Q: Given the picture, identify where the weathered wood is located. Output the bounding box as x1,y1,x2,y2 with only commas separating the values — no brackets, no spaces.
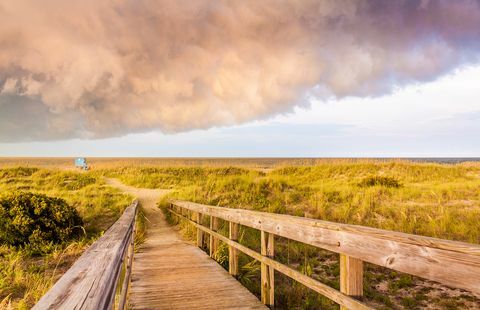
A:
124,187,265,309
229,222,239,276
118,232,135,310
261,231,274,307
169,200,480,295
194,212,204,248
34,201,138,310
209,216,219,258
168,208,371,310
340,254,363,310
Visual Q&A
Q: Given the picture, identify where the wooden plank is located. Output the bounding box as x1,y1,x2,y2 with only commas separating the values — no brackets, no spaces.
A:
168,208,371,310
118,232,135,310
170,200,480,295
34,201,138,310
229,222,239,276
340,254,363,310
194,212,204,248
209,216,219,258
261,231,274,307
128,190,265,309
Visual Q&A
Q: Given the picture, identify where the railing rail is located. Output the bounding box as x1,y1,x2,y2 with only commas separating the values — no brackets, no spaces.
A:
34,200,139,310
167,199,480,310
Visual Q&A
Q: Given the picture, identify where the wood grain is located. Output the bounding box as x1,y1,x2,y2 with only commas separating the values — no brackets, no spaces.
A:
340,254,364,310
229,222,239,276
168,208,371,310
112,182,265,310
34,200,138,310
209,216,219,258
170,200,480,295
195,211,204,248
261,231,274,307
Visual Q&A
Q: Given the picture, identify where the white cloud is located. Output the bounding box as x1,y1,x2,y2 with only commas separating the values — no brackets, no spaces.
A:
271,65,480,136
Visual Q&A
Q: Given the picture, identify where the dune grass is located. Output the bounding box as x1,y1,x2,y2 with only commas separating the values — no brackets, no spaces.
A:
1,160,479,309
106,161,480,243
0,167,132,308
104,160,480,309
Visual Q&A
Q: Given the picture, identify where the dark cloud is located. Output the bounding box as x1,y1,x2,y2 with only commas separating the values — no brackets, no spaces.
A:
0,0,479,141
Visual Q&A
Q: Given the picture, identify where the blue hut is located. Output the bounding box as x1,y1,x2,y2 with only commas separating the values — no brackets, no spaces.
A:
74,158,89,170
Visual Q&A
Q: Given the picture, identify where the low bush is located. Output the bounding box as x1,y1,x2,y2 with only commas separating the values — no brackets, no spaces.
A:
359,176,401,188
0,192,83,251
0,167,39,178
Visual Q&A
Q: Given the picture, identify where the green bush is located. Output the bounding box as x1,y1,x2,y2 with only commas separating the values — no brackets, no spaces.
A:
0,192,83,250
359,176,401,188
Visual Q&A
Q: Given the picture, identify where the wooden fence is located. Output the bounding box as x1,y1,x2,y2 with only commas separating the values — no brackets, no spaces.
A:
167,200,480,310
34,200,138,310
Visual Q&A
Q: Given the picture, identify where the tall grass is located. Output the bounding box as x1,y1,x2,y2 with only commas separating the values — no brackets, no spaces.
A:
106,160,480,309
107,161,480,243
2,160,479,309
0,167,132,308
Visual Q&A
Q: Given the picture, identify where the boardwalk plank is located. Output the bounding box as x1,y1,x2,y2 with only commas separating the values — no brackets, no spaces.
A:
107,179,265,310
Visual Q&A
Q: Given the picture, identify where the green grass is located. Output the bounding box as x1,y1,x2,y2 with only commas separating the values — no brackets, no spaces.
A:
0,167,132,308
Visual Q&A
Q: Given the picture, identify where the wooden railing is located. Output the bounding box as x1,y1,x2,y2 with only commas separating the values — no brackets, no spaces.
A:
34,200,139,310
167,200,480,310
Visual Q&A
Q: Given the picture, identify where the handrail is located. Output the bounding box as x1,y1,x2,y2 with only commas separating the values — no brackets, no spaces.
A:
167,199,480,310
34,200,139,310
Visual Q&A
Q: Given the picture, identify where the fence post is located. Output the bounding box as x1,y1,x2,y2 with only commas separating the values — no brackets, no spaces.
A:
209,216,219,258
340,254,363,310
195,212,204,248
229,222,239,276
261,231,274,307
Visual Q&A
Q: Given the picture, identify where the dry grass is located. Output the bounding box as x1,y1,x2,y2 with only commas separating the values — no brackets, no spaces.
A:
0,167,132,308
103,159,480,309
1,158,479,309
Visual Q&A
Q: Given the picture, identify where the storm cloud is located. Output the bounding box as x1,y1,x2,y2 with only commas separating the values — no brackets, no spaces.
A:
0,0,479,141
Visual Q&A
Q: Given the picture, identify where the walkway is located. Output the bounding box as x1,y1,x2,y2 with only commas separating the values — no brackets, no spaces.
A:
106,179,265,310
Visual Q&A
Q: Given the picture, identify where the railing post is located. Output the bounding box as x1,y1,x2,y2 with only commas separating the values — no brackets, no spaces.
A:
229,222,239,276
118,225,135,310
340,254,364,310
194,212,204,248
261,231,274,307
209,216,219,258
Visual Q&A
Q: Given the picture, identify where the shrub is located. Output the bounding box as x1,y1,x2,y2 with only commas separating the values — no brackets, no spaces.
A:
0,167,38,178
0,192,83,250
359,176,401,188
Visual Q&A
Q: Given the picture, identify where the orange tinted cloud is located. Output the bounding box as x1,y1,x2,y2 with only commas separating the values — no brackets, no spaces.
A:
0,0,479,141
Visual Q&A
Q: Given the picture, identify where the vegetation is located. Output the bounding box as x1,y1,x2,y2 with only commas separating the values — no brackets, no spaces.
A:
0,167,132,308
0,192,83,253
358,175,401,188
105,160,480,309
1,159,479,309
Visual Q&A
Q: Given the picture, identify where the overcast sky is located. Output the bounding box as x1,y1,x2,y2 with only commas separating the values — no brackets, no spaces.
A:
1,1,479,157
1,64,479,157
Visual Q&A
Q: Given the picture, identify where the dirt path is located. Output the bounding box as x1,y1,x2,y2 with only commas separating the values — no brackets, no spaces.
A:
106,178,265,310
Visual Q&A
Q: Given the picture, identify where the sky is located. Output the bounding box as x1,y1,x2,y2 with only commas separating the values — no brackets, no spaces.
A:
1,0,480,157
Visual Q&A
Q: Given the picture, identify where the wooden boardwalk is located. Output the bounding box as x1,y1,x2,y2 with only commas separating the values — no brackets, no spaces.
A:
107,179,265,310
35,180,480,310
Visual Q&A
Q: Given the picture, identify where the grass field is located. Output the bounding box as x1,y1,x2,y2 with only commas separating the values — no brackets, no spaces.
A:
0,158,479,309
104,160,480,309
0,167,132,309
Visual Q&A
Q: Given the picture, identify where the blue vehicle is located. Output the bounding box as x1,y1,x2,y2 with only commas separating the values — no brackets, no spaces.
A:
74,158,89,170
